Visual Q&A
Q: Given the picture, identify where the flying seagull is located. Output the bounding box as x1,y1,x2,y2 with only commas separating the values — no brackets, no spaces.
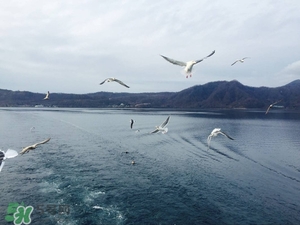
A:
130,119,134,129
207,128,234,149
100,78,130,88
265,100,282,114
20,138,51,155
231,57,249,66
151,116,170,134
160,50,215,78
44,91,50,100
0,149,18,172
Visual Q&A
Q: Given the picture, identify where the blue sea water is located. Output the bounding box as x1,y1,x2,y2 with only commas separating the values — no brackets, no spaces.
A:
0,108,300,225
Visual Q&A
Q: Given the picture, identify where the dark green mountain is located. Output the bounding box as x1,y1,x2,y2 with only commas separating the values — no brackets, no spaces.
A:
0,80,299,109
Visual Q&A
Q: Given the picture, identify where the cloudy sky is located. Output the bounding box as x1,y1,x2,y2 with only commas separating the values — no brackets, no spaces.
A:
0,0,299,94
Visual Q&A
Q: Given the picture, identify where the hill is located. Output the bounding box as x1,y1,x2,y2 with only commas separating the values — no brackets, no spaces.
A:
0,80,299,109
168,80,300,109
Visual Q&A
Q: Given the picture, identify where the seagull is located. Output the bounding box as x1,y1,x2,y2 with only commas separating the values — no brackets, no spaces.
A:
160,50,215,78
100,78,130,88
151,116,170,134
0,149,18,172
130,119,134,129
20,138,51,155
265,100,282,114
43,91,50,100
207,128,234,149
231,57,249,66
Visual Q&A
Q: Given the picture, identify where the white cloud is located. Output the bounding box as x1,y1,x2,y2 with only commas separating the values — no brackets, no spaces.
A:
275,60,300,86
0,0,300,93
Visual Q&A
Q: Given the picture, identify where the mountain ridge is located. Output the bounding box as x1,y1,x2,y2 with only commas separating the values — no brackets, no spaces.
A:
0,80,299,109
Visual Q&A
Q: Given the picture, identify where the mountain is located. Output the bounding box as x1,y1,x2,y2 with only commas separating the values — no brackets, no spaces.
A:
169,80,300,109
0,80,299,109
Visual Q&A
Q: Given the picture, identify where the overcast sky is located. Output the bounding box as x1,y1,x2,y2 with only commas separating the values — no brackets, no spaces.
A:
0,0,299,94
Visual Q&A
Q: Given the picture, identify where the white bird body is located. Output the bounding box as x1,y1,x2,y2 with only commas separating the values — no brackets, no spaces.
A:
185,61,197,73
160,50,215,78
20,138,51,155
100,78,130,88
207,128,234,149
231,57,249,66
44,91,50,100
0,149,18,172
151,116,170,134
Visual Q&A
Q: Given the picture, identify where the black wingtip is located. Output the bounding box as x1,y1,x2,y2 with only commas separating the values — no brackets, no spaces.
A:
209,50,216,57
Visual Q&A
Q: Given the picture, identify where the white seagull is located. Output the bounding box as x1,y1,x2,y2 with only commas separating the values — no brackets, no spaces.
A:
265,100,282,114
151,116,170,134
160,50,215,78
0,149,18,172
231,57,249,66
20,138,51,155
44,91,50,100
207,128,234,149
100,78,130,88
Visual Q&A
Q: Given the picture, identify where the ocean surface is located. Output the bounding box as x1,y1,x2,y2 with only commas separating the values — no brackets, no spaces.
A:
0,108,300,225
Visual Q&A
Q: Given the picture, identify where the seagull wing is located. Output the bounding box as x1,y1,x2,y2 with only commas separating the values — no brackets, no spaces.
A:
219,131,234,140
242,57,249,60
160,55,186,67
160,116,170,128
273,99,282,105
195,50,215,64
20,145,33,155
5,149,18,159
231,60,238,66
265,105,272,114
35,138,51,146
99,78,109,85
207,135,212,149
150,128,160,134
114,79,130,88
44,91,50,99
0,161,5,172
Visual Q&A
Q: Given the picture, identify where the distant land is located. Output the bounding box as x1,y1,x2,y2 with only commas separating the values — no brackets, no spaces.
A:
0,80,300,109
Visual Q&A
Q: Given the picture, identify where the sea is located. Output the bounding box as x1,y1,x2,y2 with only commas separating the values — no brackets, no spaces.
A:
0,107,300,225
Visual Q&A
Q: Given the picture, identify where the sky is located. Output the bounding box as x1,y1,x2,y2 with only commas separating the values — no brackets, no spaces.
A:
0,0,299,94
